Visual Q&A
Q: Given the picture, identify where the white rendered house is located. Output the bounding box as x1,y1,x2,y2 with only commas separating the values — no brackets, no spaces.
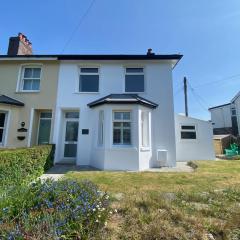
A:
53,53,182,170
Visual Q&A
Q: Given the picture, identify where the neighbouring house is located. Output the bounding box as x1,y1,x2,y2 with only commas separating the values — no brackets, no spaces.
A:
209,91,240,136
0,33,215,170
0,33,59,148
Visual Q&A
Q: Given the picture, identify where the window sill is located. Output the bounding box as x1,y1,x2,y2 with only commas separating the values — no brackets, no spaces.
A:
15,90,40,93
140,147,151,151
110,145,137,151
74,92,100,94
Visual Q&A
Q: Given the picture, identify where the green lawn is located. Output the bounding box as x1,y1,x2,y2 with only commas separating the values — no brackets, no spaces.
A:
66,160,240,240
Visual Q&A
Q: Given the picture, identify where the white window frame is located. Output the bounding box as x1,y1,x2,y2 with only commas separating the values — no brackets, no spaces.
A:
140,111,150,148
124,67,145,93
37,111,52,145
112,111,132,145
98,110,104,146
180,124,197,140
17,65,42,92
0,111,9,147
78,67,100,93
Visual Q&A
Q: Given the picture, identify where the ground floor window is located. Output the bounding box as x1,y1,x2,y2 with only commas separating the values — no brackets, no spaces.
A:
98,110,104,146
180,125,197,139
141,111,150,147
113,111,131,145
0,111,7,145
38,111,52,145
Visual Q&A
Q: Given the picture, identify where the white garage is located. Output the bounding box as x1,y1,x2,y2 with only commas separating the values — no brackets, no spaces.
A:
175,114,215,162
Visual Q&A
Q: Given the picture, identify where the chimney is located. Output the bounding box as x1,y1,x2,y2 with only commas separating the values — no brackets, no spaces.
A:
7,33,33,55
147,48,155,56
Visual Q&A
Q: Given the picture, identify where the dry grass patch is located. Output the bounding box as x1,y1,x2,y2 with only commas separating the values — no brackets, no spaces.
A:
66,160,240,239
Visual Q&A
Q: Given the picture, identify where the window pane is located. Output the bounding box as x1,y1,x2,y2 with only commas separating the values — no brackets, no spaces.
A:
24,68,32,78
123,122,130,128
40,112,52,118
65,112,79,118
33,68,41,78
64,144,77,158
0,129,3,143
114,112,122,120
123,129,131,144
181,125,195,130
38,119,51,144
65,121,79,141
125,75,144,92
113,129,121,144
79,75,99,92
32,79,40,90
126,68,143,73
81,68,98,73
123,112,130,120
181,131,196,139
23,79,32,90
114,122,121,127
0,113,6,127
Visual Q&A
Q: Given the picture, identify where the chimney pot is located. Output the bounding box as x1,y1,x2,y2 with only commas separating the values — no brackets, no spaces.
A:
147,48,155,55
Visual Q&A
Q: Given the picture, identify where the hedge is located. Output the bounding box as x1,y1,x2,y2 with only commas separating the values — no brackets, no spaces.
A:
0,145,54,190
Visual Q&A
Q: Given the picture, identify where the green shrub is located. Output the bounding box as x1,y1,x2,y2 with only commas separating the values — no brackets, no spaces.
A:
0,145,54,191
0,179,111,239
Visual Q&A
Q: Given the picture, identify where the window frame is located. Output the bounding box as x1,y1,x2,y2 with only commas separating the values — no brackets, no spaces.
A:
98,110,104,146
124,67,145,93
180,124,197,140
78,67,100,93
0,111,9,147
18,65,42,92
112,111,132,146
140,111,150,149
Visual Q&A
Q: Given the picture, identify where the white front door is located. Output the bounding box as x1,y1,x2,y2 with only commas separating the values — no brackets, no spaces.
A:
62,111,79,161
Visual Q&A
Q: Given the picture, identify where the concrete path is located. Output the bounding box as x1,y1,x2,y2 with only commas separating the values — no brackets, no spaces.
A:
40,162,193,181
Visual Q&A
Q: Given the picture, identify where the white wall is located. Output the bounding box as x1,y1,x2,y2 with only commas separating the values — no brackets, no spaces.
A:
233,97,240,134
210,105,232,128
175,114,215,162
53,60,176,170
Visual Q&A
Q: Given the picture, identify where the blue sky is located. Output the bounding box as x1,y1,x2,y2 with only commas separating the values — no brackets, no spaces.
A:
1,0,240,120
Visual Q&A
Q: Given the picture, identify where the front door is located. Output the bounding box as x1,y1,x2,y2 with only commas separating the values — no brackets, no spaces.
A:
38,112,52,145
63,111,79,160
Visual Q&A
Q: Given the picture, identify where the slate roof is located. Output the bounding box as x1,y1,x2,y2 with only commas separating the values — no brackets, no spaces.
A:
0,95,24,106
88,94,158,109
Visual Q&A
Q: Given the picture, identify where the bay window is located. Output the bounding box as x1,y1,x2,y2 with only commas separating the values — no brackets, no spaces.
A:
113,111,131,145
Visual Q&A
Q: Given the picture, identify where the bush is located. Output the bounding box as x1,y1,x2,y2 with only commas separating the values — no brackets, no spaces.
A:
0,179,111,239
0,145,54,191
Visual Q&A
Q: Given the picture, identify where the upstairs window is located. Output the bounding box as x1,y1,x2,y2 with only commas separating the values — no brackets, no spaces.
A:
113,111,131,145
21,67,41,91
180,125,197,139
79,68,99,92
125,68,144,92
231,107,236,116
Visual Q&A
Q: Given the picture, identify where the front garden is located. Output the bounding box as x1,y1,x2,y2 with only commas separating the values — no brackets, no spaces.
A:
0,146,112,239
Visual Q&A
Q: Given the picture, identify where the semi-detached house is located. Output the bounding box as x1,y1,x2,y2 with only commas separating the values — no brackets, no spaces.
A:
0,33,215,170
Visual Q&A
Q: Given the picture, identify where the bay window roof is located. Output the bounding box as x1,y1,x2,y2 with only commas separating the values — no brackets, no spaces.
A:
88,94,158,109
0,95,24,106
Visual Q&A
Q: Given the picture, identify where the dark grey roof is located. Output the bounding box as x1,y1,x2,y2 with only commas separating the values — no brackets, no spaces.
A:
208,103,231,110
88,94,158,109
0,95,24,106
0,54,183,61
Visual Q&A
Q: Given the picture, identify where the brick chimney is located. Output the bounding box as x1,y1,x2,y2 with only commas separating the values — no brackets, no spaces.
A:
7,33,33,55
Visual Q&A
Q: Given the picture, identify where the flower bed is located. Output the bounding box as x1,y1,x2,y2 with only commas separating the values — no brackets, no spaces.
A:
0,179,111,239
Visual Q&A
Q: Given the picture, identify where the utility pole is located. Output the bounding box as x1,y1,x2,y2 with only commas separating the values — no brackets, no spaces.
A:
184,77,188,117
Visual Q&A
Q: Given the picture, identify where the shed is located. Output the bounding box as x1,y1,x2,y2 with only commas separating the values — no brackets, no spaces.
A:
213,134,235,155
